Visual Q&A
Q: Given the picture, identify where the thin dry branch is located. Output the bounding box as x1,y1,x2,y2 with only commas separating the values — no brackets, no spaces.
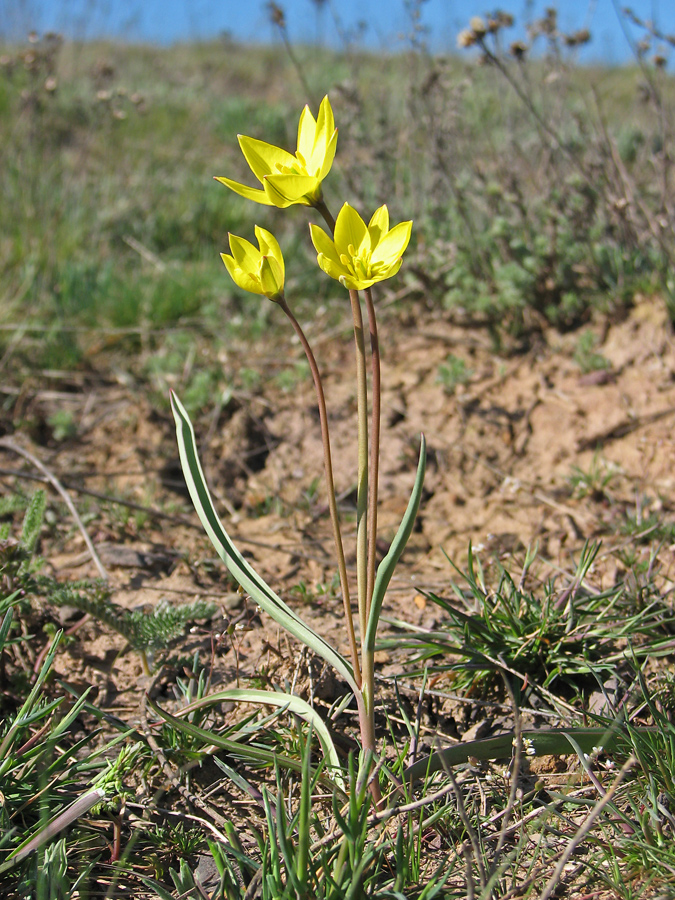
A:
0,436,108,581
538,754,636,900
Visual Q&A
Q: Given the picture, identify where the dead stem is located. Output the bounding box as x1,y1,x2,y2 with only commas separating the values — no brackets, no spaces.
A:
0,435,108,581
538,754,636,900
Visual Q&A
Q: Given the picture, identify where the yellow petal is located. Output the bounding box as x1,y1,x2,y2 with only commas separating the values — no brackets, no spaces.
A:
238,135,297,181
379,257,403,281
314,96,335,155
227,233,259,269
297,104,317,165
334,203,369,258
368,205,390,245
214,176,275,206
255,226,285,278
264,173,317,207
221,253,263,295
339,272,370,290
220,252,237,281
369,220,413,267
317,252,349,283
259,255,284,300
307,97,336,173
309,223,341,266
315,126,338,180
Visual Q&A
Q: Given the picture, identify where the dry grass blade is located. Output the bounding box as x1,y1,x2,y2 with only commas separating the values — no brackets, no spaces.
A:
538,754,636,900
0,436,108,580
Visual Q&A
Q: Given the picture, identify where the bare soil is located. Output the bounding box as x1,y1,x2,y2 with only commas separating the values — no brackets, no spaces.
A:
2,294,675,740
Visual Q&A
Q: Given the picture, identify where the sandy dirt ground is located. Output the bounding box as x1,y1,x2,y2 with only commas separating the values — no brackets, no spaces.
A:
2,294,675,740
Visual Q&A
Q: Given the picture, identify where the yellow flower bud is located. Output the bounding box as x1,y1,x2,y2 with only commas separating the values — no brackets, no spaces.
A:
221,226,285,302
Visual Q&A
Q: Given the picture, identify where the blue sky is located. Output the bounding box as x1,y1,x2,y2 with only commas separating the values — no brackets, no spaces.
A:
3,1,674,65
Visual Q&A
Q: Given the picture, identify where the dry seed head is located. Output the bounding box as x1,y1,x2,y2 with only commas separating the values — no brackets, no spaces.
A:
267,2,286,28
457,29,476,48
470,16,487,37
510,41,527,60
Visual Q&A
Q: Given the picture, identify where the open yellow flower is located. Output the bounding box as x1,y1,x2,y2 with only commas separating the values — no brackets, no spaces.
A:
221,226,285,301
310,203,413,290
215,96,337,209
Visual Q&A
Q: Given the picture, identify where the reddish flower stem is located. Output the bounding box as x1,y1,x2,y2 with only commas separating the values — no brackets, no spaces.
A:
277,297,361,684
364,287,380,618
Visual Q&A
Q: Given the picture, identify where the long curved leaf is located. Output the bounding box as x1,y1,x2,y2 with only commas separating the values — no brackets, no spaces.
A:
365,435,426,652
405,725,656,782
173,688,345,790
146,696,346,797
3,788,107,868
0,608,14,652
171,391,357,691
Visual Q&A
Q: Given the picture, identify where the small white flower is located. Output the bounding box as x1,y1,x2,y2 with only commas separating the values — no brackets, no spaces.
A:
515,737,536,757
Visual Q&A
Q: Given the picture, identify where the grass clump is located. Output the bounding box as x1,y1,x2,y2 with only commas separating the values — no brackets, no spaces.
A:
0,620,106,893
388,542,675,703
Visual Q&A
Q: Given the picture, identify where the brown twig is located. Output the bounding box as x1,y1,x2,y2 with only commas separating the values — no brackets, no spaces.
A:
538,754,635,900
308,780,458,853
487,674,522,883
0,436,108,581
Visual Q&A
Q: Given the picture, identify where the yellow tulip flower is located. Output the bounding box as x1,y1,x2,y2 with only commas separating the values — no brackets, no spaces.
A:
310,203,413,290
215,96,337,208
220,226,285,301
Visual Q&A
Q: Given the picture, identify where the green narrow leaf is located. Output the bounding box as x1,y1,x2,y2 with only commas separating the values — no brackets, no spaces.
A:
137,876,176,900
365,435,426,652
171,391,357,691
3,788,107,867
275,780,302,894
0,589,21,619
404,725,656,782
0,630,63,764
175,687,345,790
0,608,14,653
146,695,346,797
296,723,312,889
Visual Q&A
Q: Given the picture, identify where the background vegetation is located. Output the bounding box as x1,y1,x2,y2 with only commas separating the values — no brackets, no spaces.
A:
2,4,675,898
2,5,675,378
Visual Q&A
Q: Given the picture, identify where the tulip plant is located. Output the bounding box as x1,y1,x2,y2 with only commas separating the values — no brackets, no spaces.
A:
171,96,424,802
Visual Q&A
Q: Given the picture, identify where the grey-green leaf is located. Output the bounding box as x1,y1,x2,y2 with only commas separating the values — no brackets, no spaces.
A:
146,695,346,797
405,725,653,782
176,687,345,790
365,435,426,652
171,391,357,691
